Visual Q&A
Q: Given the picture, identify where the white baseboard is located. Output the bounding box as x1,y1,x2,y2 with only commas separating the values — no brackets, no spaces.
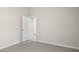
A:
0,41,20,50
33,40,79,50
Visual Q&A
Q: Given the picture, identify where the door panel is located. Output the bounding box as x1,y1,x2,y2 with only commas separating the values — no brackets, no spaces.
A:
21,16,36,41
30,16,37,40
22,16,29,41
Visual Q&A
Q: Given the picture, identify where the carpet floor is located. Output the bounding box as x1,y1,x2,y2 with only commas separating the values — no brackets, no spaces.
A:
0,40,79,52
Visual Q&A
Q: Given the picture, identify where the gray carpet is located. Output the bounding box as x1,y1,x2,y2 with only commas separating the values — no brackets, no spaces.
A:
0,40,79,52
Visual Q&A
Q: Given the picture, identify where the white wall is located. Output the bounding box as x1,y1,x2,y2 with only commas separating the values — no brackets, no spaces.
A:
0,7,28,49
0,7,79,49
29,7,79,49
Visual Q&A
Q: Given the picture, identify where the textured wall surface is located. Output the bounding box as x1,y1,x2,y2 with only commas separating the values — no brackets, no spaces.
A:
29,7,79,49
0,7,28,49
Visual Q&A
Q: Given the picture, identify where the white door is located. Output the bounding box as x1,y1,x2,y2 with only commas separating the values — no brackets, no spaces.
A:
30,16,37,40
22,16,29,41
21,16,36,41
